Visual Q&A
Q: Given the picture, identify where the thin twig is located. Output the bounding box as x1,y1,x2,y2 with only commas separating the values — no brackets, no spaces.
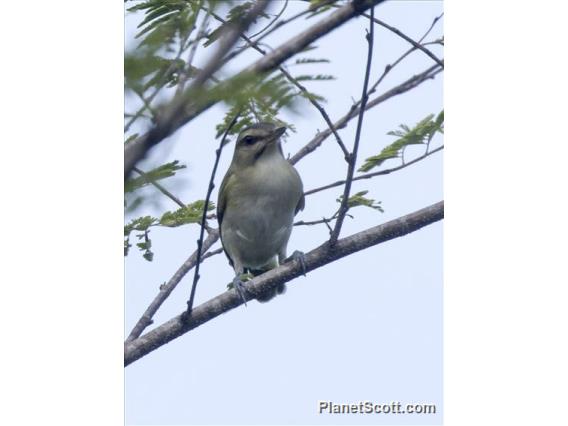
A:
124,19,196,133
132,166,186,209
185,112,241,315
290,64,442,165
423,13,444,42
175,3,208,97
328,2,443,67
125,200,444,366
294,210,338,228
124,0,385,177
248,0,289,39
304,145,444,197
125,229,220,342
186,0,269,90
329,6,375,245
201,247,223,261
364,15,443,67
368,13,443,97
221,0,338,66
207,8,350,159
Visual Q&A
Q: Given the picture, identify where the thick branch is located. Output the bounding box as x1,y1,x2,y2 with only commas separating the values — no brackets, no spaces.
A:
124,0,386,177
125,200,444,366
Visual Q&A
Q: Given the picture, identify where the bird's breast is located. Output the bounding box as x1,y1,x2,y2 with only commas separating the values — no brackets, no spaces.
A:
221,158,302,268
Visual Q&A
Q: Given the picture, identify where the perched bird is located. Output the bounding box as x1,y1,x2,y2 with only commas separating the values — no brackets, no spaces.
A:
217,122,305,303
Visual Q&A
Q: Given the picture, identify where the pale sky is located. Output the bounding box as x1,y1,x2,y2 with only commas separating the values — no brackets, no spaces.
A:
125,1,444,424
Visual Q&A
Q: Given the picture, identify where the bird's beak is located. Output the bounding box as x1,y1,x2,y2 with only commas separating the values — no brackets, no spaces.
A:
270,126,286,141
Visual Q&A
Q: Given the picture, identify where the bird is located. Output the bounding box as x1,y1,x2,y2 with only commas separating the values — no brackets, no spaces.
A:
217,122,305,303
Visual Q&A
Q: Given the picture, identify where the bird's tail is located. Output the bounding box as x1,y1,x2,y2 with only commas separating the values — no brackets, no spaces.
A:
247,266,286,303
255,282,286,303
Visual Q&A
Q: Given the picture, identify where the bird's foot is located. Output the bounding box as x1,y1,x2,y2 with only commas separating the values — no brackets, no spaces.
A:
227,273,253,306
285,250,307,276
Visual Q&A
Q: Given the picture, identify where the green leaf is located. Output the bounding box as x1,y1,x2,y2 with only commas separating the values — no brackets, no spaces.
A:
359,111,444,172
128,0,196,53
337,190,384,213
125,160,186,194
204,1,269,47
307,0,334,17
213,71,303,138
294,74,336,81
124,216,158,236
124,238,131,256
143,251,154,262
435,110,444,133
299,91,327,103
295,58,331,65
159,200,215,227
299,44,318,53
124,217,157,260
124,133,139,145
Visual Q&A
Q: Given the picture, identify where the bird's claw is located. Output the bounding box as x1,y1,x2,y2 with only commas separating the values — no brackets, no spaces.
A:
285,250,307,276
231,275,249,306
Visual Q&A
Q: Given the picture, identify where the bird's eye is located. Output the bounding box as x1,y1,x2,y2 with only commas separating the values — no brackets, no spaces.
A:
242,136,256,145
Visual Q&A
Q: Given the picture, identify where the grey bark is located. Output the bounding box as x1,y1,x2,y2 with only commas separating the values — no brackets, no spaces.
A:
125,200,444,366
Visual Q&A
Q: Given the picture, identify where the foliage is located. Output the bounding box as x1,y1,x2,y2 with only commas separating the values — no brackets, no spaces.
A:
124,201,215,261
125,161,186,194
123,0,351,260
124,216,157,260
295,58,330,65
359,110,444,172
337,190,384,213
204,1,269,47
213,68,334,139
307,0,336,17
214,71,299,139
128,0,201,51
159,200,214,227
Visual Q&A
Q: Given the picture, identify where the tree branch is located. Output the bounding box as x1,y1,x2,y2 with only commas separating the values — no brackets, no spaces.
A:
325,1,443,67
132,166,186,209
126,229,220,342
363,13,443,67
290,63,442,165
367,13,443,98
207,8,350,159
223,0,339,65
124,0,387,178
304,145,444,196
330,7,375,244
124,200,444,366
248,0,289,39
288,9,444,167
186,113,240,314
175,2,209,97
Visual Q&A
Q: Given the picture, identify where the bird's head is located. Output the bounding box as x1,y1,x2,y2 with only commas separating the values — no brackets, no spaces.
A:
231,122,287,168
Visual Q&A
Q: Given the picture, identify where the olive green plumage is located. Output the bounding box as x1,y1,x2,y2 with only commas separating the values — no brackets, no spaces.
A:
217,122,304,302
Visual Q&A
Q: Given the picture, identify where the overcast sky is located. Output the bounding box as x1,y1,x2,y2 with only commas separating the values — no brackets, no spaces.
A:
125,1,444,425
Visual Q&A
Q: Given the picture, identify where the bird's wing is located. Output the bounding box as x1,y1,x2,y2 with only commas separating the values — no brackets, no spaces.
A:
291,166,305,215
295,193,305,215
217,168,235,228
217,168,236,266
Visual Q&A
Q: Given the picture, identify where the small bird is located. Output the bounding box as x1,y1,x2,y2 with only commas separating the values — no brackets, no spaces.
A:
217,122,305,303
